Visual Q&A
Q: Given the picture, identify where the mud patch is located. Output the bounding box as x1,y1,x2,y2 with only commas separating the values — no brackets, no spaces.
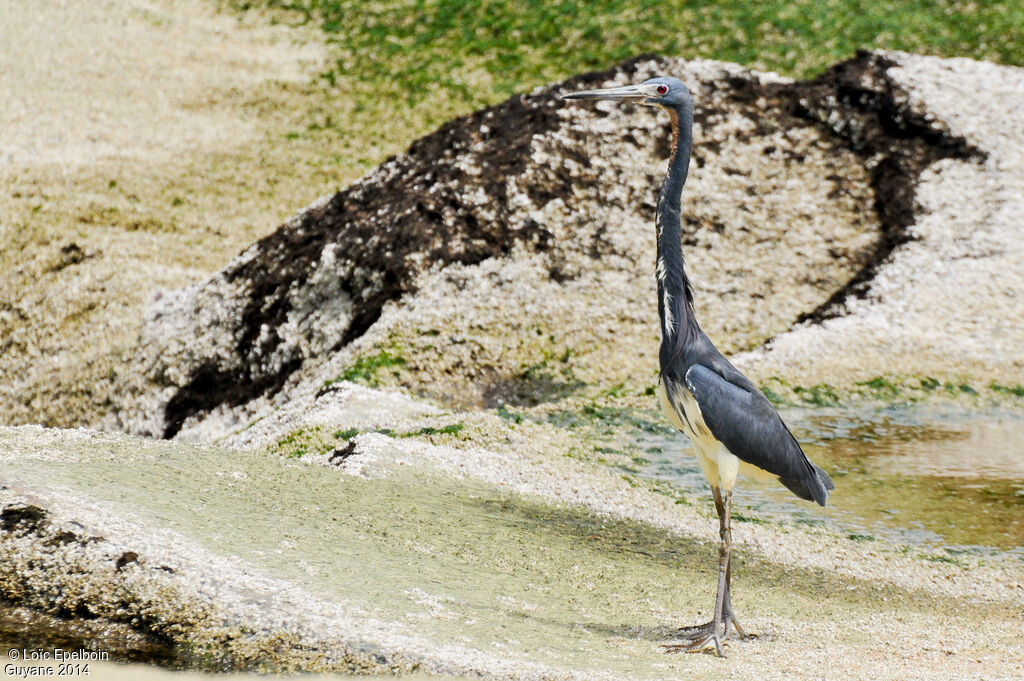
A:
0,505,48,535
0,599,176,667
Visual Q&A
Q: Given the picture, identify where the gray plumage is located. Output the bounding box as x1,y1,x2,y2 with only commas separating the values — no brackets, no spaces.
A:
679,361,833,504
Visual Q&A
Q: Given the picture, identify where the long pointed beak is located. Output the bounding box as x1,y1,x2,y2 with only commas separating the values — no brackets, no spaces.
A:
561,84,646,101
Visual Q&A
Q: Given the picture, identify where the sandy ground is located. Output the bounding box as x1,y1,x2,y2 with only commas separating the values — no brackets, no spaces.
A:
1,422,1022,680
0,0,320,168
0,0,328,429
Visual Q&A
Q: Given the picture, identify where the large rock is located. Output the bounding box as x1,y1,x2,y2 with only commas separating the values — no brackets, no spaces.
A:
111,50,1024,441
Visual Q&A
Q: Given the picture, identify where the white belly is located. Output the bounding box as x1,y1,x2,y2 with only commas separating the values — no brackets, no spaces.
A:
657,377,740,492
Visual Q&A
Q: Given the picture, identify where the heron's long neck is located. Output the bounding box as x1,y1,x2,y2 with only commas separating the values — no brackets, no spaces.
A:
656,103,698,360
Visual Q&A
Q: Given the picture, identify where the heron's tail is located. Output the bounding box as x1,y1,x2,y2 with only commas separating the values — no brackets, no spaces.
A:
778,461,834,507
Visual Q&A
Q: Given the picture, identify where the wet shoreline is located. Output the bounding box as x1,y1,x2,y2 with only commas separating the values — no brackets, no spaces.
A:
633,405,1024,558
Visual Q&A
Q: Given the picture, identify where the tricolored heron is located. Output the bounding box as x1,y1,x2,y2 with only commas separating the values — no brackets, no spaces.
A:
562,77,834,656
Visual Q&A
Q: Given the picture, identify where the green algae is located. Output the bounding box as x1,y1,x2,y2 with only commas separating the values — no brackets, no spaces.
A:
990,382,1024,398
755,375,1024,410
273,425,337,458
792,383,841,407
326,348,407,388
273,423,468,461
400,423,465,437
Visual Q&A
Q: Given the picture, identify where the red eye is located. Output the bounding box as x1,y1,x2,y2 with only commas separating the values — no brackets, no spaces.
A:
656,84,668,95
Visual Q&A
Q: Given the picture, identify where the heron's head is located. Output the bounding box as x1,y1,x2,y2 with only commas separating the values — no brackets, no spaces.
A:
561,76,690,109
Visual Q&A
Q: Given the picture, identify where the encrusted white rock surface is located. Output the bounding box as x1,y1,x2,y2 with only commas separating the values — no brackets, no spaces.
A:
735,52,1024,388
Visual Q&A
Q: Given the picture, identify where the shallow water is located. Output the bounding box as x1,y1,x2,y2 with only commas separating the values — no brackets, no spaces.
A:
634,406,1024,558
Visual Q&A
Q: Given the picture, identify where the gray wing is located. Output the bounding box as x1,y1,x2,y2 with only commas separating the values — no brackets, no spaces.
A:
684,364,834,506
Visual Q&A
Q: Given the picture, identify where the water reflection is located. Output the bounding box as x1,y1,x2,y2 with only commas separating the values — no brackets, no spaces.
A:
635,406,1024,557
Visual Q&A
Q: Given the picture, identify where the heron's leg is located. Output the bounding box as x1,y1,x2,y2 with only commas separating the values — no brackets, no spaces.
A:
669,487,726,639
665,487,735,656
717,489,749,639
709,490,731,655
672,487,750,643
721,551,751,639
717,490,751,639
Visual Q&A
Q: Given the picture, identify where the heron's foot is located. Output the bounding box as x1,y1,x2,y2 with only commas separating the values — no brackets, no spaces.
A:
663,629,726,656
663,615,753,656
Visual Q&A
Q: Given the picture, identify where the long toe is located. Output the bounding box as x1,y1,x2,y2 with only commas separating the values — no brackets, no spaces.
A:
663,633,726,657
674,620,717,640
675,616,752,643
728,615,754,640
